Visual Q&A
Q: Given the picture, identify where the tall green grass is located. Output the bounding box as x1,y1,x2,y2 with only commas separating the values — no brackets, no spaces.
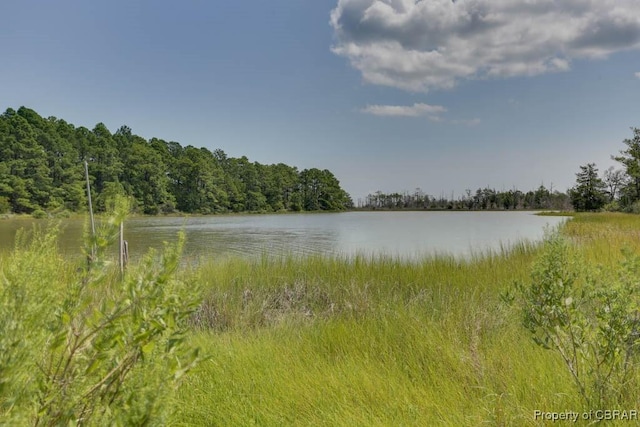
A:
187,242,535,332
170,213,640,426
4,212,640,425
173,215,640,426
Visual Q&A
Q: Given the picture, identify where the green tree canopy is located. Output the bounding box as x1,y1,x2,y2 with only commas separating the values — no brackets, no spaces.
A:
0,107,352,215
569,163,607,211
613,127,640,206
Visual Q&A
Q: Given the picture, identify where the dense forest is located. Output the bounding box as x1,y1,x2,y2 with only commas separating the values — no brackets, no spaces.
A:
357,185,571,211
0,107,353,215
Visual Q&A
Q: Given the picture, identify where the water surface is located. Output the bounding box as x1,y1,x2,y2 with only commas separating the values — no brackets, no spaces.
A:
0,211,566,261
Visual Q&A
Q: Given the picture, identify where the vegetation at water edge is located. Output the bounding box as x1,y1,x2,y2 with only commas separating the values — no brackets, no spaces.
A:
169,212,640,425
3,210,640,425
0,197,203,425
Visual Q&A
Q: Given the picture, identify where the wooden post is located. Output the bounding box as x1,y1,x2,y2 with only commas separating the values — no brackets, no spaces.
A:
119,222,124,275
84,161,96,262
119,221,129,276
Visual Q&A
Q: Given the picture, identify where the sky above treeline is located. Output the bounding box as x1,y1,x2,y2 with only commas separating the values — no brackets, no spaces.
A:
2,1,639,203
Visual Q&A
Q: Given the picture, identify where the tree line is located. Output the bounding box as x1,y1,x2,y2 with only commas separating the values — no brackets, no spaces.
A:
358,185,571,211
0,107,353,215
570,127,640,212
360,126,640,213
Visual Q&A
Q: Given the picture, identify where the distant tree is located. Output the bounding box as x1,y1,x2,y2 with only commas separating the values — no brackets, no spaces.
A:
603,166,625,202
116,131,175,214
299,168,351,211
35,114,85,211
463,189,474,210
0,109,52,213
501,190,515,210
549,191,571,211
266,163,299,211
613,128,640,206
569,163,607,211
87,123,123,204
172,146,228,213
533,185,550,209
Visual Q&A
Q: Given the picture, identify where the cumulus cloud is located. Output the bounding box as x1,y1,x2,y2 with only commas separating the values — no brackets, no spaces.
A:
330,0,640,92
361,102,447,120
635,72,640,79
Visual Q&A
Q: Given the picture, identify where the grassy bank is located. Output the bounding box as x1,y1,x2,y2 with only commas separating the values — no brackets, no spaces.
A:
169,213,640,426
2,212,640,425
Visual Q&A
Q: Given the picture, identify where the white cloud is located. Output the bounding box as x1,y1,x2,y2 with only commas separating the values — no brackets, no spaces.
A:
360,103,479,125
450,118,481,126
635,71,640,79
331,0,640,92
361,102,447,120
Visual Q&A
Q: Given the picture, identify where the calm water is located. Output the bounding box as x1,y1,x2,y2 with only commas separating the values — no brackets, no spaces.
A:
0,211,566,261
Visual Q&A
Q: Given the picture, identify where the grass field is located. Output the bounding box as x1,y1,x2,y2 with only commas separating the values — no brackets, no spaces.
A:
169,213,640,426
3,212,640,425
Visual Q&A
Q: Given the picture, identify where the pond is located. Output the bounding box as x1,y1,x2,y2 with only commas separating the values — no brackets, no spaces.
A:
0,211,566,262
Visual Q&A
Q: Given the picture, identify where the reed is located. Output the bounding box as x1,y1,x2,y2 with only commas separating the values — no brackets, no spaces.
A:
171,213,640,426
4,212,639,425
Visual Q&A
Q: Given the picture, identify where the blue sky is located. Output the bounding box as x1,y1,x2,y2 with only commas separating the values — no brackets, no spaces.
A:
2,0,639,203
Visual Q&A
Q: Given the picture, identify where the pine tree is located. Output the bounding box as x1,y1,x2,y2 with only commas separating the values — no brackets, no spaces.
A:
569,163,607,211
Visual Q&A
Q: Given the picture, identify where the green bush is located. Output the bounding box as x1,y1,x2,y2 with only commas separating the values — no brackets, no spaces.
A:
603,200,621,212
626,200,640,214
31,208,47,219
0,196,203,425
0,196,9,214
508,234,640,407
53,209,72,218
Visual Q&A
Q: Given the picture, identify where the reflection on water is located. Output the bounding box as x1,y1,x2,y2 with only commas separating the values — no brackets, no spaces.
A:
0,211,566,262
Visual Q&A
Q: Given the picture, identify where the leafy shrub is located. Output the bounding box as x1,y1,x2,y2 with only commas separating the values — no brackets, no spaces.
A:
626,200,640,214
508,234,640,408
0,196,9,214
603,200,621,212
160,201,176,215
32,208,47,219
53,209,72,218
0,196,203,425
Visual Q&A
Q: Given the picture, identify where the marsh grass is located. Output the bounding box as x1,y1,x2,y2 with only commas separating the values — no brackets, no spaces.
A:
4,212,639,425
188,242,536,333
170,213,640,426
535,211,576,217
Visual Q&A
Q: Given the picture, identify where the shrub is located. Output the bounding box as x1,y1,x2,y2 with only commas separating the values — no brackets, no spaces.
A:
160,201,176,215
0,196,10,214
626,200,640,214
603,200,621,212
507,234,640,408
53,209,72,218
0,195,203,425
32,208,47,219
